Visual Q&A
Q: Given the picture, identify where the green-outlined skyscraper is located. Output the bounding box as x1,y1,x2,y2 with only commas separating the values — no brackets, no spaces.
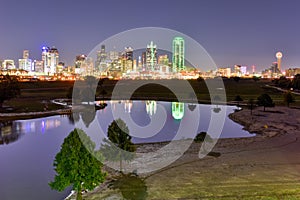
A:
172,37,185,72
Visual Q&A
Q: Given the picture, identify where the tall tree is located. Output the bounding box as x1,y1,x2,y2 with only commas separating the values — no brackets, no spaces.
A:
291,74,300,90
248,98,255,115
234,95,243,106
257,93,274,111
49,129,106,200
101,119,136,172
0,74,20,108
283,91,295,107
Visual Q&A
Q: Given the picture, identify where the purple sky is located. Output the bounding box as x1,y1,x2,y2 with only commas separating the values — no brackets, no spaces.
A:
1,0,300,71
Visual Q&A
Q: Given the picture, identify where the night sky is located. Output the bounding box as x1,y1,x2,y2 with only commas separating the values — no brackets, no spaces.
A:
1,0,300,71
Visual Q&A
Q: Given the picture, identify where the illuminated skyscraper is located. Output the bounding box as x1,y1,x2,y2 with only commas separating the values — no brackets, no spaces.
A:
96,45,107,72
276,52,283,72
42,46,59,74
19,50,32,71
23,50,29,59
123,47,133,72
146,41,157,70
172,37,185,72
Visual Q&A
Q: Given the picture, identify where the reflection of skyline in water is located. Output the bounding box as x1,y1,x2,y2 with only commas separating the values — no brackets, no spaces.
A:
108,100,183,120
0,118,62,145
171,102,184,120
145,100,157,116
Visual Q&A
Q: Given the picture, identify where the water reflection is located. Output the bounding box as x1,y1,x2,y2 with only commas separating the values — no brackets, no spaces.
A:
145,100,157,116
171,102,184,120
108,173,148,200
0,118,62,145
0,122,21,145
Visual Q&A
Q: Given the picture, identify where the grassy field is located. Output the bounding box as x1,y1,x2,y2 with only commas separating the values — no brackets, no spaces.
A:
2,78,299,113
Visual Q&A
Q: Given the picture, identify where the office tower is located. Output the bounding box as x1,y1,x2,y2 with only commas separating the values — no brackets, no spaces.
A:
138,56,142,70
146,41,157,70
96,45,107,71
158,54,169,65
240,66,247,76
18,58,32,71
23,50,29,59
33,60,44,73
172,37,185,72
276,52,283,72
56,62,65,74
123,47,133,72
75,55,86,74
81,57,94,76
19,50,32,71
42,46,59,74
2,60,15,70
142,51,147,70
234,65,241,76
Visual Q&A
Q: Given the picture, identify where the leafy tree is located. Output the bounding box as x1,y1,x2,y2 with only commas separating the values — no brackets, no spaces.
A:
233,76,240,83
252,76,260,82
234,95,243,106
49,129,106,200
291,74,300,90
0,74,20,108
101,119,136,172
283,91,295,107
257,93,274,111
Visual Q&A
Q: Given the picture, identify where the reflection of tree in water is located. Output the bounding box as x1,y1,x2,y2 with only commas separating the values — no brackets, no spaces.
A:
0,121,21,145
108,173,148,200
81,105,96,128
67,111,80,125
212,95,222,113
213,107,221,113
68,103,107,127
188,104,196,111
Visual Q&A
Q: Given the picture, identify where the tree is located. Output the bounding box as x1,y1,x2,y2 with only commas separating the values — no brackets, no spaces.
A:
234,95,243,106
233,76,240,83
101,119,136,172
49,129,106,200
283,91,295,107
0,74,20,108
248,98,255,115
291,74,300,90
252,76,260,82
257,93,274,111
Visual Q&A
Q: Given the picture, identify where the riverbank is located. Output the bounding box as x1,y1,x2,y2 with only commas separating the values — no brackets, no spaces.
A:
0,109,72,122
79,106,300,199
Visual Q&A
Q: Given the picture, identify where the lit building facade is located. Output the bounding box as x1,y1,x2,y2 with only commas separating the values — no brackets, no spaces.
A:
172,37,185,72
42,47,59,75
18,50,32,71
75,55,86,74
216,67,231,77
146,41,157,70
18,59,32,71
2,60,16,70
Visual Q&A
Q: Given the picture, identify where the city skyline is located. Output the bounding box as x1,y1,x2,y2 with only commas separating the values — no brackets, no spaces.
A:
1,0,300,70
